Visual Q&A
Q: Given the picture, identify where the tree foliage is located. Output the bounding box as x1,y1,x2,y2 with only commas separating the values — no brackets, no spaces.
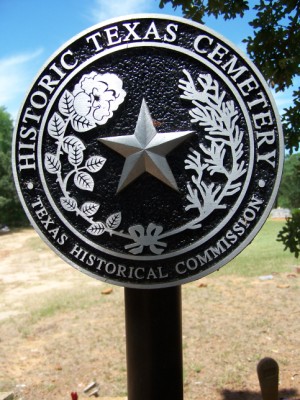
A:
0,107,28,226
278,154,300,209
277,209,300,258
277,152,300,257
159,0,250,23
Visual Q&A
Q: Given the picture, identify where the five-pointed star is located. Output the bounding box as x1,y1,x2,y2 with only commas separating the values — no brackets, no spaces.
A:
98,99,194,193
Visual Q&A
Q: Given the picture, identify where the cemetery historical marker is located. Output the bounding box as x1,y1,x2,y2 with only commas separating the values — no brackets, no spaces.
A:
12,14,283,288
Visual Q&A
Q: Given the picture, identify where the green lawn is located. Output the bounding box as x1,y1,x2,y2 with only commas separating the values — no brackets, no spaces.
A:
217,220,298,277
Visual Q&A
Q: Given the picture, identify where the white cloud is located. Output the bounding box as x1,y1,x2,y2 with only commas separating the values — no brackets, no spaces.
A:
0,48,44,119
90,0,151,23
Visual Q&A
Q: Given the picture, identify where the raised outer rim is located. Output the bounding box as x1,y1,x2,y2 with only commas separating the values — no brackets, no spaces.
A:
12,13,284,289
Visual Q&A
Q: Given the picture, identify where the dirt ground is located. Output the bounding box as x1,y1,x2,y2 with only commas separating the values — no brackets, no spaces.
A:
0,228,299,400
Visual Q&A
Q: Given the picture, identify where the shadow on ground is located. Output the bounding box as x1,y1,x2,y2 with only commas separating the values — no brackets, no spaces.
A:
220,388,299,400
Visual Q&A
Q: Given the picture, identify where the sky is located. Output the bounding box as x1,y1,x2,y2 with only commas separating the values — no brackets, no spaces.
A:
0,0,296,121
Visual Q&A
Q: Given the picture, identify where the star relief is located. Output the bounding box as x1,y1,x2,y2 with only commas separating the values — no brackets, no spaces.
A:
98,99,194,193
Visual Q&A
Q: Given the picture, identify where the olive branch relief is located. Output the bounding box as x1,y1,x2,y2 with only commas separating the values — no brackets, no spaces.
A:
179,69,247,227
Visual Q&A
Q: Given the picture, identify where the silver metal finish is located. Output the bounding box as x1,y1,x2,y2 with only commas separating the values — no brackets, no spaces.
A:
99,99,194,192
12,14,284,288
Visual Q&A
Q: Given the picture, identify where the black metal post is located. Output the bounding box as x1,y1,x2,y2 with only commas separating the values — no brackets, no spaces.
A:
124,286,183,400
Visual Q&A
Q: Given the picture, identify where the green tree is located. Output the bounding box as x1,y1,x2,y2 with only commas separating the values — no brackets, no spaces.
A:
278,153,300,209
277,209,300,257
0,106,28,226
277,153,300,258
160,0,300,256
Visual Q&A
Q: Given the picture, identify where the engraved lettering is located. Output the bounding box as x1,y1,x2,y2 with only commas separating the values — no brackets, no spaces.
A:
196,252,213,266
60,49,78,70
104,26,122,46
247,195,264,212
146,268,157,279
106,262,116,274
186,257,198,270
207,42,229,64
256,129,275,148
237,75,259,96
22,107,41,124
79,248,90,262
134,267,144,279
208,240,228,258
20,126,37,140
221,55,248,81
175,261,186,274
86,32,103,52
70,244,85,259
257,150,276,168
175,196,264,272
253,110,273,129
143,21,161,40
193,34,214,53
49,63,67,80
117,264,127,277
48,227,60,239
123,22,141,41
225,229,238,244
247,92,268,109
18,142,36,171
233,222,245,236
31,197,44,209
30,197,68,244
57,233,68,245
30,90,48,109
40,214,55,230
38,74,60,94
163,23,178,43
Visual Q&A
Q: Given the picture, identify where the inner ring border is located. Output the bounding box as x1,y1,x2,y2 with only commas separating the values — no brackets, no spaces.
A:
37,41,255,261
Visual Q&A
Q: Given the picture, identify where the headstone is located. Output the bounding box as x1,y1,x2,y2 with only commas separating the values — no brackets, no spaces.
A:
270,208,291,219
257,357,279,400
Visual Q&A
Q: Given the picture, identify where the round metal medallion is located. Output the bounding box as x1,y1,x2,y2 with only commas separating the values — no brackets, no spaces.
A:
13,14,284,288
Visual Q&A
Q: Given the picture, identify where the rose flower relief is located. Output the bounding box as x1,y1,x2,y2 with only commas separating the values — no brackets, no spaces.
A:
44,72,127,238
72,72,126,127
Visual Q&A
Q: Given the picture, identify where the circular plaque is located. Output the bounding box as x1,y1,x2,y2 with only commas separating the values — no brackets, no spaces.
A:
13,14,283,288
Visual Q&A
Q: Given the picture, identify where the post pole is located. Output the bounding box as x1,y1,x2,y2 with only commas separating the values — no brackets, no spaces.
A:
124,285,183,400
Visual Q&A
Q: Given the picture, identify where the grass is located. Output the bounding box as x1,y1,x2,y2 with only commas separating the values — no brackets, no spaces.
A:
30,286,105,321
4,221,298,335
25,236,49,252
217,220,298,277
16,285,108,337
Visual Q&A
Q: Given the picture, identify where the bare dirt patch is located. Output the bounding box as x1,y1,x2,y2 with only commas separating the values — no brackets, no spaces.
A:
0,228,299,399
